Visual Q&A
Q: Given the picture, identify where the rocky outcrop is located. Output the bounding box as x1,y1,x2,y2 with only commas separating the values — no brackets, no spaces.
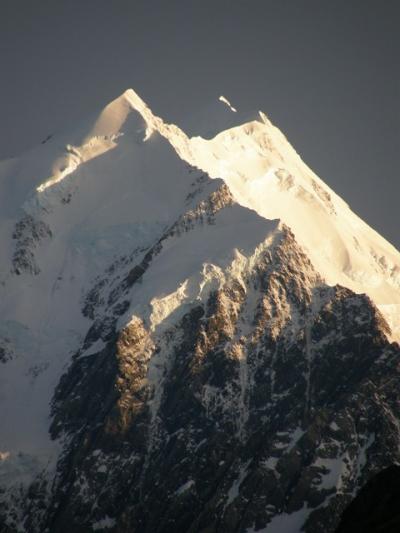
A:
0,337,13,363
12,215,52,275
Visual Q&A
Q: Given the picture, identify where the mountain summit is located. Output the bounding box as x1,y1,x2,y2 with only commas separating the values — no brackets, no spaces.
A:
0,90,399,533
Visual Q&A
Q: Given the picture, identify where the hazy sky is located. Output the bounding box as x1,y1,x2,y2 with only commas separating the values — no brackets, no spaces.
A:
0,1,399,246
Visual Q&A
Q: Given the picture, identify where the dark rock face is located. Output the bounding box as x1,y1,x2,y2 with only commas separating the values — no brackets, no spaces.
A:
12,215,52,275
0,337,13,363
9,220,399,533
335,465,400,533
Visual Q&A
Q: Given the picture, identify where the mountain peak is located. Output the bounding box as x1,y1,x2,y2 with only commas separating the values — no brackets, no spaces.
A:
116,91,400,339
12,86,400,338
1,88,400,533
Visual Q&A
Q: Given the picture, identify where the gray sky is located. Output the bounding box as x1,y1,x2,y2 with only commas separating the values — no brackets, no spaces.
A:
0,0,399,247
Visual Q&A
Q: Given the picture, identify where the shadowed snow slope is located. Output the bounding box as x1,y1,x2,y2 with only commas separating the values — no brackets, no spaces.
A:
0,93,232,511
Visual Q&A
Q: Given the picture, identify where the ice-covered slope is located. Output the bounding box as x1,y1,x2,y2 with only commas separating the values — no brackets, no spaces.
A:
121,88,400,338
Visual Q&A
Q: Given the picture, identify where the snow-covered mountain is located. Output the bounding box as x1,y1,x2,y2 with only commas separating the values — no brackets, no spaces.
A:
1,89,400,533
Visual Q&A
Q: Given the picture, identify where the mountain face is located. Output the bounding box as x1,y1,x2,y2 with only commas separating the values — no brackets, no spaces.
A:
0,90,400,533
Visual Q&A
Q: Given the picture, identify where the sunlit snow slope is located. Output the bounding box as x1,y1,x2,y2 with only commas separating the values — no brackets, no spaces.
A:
123,88,400,337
